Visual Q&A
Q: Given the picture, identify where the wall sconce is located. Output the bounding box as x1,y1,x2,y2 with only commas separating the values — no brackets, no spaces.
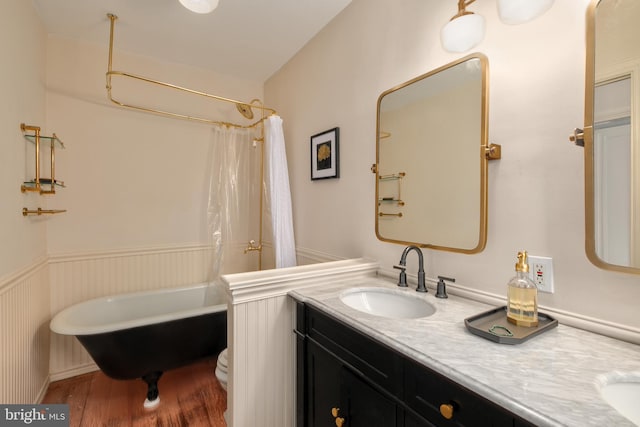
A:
179,0,219,14
441,0,555,53
441,1,485,53
497,0,554,25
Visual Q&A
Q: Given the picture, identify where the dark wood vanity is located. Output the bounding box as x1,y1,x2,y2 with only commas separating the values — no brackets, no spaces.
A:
295,302,535,427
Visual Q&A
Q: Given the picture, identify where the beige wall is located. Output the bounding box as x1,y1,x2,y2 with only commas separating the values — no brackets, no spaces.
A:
265,0,640,332
0,0,47,279
0,0,51,404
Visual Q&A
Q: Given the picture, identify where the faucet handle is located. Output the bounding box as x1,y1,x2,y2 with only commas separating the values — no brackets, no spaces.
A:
393,265,408,287
436,275,455,299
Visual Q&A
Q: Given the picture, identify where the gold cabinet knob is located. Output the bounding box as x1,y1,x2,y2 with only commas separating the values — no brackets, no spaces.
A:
331,407,340,417
335,417,345,427
440,403,454,420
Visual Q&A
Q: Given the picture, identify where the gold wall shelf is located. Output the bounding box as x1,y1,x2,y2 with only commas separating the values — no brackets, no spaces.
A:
378,198,405,206
20,123,67,217
378,171,405,211
20,123,66,195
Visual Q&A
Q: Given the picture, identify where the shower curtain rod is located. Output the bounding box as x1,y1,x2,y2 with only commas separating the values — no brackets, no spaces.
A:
105,13,276,129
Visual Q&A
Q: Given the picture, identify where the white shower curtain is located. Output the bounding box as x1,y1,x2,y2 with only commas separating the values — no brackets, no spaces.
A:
207,125,261,280
265,115,297,268
207,116,296,276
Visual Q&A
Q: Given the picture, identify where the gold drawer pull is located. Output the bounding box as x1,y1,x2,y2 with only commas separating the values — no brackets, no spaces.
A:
440,403,454,420
332,408,345,426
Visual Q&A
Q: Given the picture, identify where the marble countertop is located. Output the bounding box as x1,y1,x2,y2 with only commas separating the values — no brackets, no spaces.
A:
289,275,640,427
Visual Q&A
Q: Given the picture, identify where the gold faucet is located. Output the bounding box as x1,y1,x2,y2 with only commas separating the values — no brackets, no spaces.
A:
244,240,262,254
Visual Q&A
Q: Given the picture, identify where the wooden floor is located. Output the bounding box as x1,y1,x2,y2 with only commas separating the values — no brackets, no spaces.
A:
42,358,227,427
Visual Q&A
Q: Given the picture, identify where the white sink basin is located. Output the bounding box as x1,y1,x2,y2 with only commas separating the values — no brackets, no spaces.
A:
598,372,640,425
339,287,436,319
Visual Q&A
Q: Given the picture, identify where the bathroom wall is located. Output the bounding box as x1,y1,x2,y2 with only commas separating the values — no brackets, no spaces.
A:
0,0,47,279
0,0,51,404
265,0,640,336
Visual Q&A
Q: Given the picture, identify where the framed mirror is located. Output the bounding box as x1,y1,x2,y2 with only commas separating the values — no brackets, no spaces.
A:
582,0,640,272
374,54,499,253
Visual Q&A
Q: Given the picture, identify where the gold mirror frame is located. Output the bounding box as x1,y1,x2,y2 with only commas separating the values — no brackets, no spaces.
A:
583,0,640,274
374,53,499,253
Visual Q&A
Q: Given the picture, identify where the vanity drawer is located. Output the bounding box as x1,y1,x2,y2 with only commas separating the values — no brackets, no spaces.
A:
404,359,513,427
305,306,404,398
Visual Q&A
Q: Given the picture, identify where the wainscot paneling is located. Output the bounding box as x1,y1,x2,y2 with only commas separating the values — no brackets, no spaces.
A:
222,258,379,427
0,258,50,404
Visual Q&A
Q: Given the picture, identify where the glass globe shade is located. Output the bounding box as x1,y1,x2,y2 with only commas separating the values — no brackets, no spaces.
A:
440,13,486,53
179,0,219,14
497,0,554,25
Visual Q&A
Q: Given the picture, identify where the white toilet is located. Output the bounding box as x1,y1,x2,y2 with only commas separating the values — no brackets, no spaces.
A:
215,348,228,391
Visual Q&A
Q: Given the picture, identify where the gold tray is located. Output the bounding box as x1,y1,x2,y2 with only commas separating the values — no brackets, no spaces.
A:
464,306,558,344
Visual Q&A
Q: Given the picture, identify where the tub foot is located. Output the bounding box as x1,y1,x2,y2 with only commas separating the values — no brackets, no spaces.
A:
142,371,163,410
144,396,160,410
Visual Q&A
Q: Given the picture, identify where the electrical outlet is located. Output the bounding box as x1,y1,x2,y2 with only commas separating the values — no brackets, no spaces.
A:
528,255,554,293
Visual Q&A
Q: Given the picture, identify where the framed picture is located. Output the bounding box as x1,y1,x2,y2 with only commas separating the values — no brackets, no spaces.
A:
310,127,339,180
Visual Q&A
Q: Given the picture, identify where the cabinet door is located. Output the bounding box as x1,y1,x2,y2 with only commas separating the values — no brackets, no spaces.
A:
341,367,398,427
306,340,343,427
306,339,399,427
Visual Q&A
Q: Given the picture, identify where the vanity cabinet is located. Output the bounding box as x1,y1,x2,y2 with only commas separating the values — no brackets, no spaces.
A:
295,303,535,427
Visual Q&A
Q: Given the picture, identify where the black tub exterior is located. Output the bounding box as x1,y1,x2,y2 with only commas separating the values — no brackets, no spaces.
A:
76,309,227,380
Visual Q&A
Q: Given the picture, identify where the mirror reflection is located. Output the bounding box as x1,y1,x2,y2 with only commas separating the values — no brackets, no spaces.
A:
585,0,640,271
375,54,491,253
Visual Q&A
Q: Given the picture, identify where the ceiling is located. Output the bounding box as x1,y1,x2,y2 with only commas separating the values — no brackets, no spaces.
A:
32,0,352,82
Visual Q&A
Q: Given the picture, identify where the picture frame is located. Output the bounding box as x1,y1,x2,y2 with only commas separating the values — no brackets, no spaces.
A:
310,127,339,180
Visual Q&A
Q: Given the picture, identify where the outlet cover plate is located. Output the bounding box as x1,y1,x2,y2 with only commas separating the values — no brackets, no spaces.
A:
529,255,554,293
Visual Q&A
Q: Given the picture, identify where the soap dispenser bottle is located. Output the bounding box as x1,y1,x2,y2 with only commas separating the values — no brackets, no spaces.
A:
507,251,538,327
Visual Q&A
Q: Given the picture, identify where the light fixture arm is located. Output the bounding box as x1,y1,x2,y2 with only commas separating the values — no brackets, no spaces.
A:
451,0,476,20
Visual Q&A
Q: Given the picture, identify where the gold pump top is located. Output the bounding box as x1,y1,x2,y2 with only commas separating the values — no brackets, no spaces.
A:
515,251,529,273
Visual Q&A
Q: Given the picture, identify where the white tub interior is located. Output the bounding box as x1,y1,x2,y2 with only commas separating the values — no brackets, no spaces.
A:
51,282,227,336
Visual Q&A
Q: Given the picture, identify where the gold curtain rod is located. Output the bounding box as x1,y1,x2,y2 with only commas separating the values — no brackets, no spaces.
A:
105,14,276,129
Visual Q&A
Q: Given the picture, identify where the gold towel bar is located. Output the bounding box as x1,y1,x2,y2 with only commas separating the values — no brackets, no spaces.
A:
22,208,67,216
379,172,406,180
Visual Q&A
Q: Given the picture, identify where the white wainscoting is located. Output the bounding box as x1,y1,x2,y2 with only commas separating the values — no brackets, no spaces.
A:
48,244,215,380
0,257,50,404
0,241,347,405
47,243,338,380
222,258,379,427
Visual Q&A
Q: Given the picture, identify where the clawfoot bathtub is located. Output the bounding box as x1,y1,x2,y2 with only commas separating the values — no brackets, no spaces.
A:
50,282,227,408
